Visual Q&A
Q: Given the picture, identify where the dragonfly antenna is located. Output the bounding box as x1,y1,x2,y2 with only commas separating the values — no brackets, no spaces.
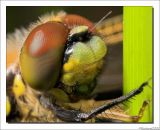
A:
90,10,112,32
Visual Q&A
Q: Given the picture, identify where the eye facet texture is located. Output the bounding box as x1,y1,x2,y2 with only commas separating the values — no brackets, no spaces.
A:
25,22,69,57
20,22,69,91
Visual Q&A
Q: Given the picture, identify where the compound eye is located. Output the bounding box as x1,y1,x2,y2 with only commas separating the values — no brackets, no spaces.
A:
25,22,69,57
63,14,95,32
20,22,69,91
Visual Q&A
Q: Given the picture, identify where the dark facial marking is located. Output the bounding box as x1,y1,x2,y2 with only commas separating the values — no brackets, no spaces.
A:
63,30,92,63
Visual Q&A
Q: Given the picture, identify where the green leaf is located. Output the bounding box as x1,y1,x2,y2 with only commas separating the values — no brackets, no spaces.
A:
123,6,152,122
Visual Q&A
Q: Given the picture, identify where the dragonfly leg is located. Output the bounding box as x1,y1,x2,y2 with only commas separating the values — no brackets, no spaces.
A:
39,80,149,122
129,100,150,122
96,100,149,122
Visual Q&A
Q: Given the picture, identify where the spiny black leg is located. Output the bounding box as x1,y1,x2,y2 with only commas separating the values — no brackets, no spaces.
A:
39,80,150,122
85,80,149,120
39,95,88,122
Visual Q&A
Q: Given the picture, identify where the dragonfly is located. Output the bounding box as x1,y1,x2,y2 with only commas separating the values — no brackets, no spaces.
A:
6,11,149,123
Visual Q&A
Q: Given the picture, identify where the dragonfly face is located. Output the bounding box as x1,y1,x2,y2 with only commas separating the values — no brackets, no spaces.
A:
6,11,149,123
7,12,107,120
61,26,107,98
19,14,107,100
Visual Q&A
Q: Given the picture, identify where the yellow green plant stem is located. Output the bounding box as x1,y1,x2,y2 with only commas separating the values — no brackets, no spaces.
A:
123,6,152,122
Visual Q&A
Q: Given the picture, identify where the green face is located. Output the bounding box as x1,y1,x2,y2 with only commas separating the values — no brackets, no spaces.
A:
61,26,107,97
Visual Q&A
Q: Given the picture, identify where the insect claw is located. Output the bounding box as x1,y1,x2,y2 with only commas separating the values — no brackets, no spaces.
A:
130,100,150,122
147,84,152,89
147,77,152,82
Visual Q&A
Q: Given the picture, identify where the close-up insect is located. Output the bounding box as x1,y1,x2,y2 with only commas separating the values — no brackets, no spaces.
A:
6,6,152,123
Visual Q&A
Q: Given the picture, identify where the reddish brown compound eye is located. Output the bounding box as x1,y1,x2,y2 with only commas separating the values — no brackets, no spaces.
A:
63,14,95,32
20,22,69,91
25,22,69,57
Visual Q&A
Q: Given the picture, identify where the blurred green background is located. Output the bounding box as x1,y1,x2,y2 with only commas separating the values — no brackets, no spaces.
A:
123,6,153,122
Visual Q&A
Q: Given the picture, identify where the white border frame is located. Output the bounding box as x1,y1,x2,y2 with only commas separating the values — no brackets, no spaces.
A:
1,0,159,130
